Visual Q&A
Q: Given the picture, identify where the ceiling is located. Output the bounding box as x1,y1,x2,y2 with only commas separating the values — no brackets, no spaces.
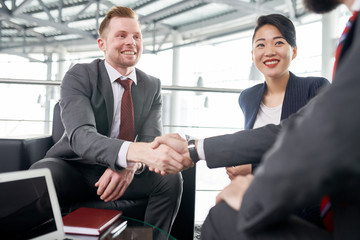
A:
0,0,311,61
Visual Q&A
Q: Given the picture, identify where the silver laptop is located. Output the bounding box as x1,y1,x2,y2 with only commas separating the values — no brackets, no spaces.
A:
0,168,74,240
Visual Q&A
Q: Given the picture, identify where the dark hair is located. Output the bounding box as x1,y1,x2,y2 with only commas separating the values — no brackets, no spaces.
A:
98,6,139,37
252,14,296,47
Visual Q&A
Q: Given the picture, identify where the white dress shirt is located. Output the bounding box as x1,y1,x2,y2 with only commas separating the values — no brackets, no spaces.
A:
104,60,137,169
352,0,360,11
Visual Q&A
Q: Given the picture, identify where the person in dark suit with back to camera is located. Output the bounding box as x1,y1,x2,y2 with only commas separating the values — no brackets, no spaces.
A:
151,0,360,238
30,6,192,237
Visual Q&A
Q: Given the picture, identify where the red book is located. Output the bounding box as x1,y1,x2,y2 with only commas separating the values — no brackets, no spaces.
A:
62,208,122,236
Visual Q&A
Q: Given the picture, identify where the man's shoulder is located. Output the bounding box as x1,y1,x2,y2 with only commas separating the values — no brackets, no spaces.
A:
69,59,103,72
65,59,104,80
135,68,160,84
63,59,105,87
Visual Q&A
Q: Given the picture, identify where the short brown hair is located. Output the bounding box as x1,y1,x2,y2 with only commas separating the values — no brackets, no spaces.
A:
98,6,139,37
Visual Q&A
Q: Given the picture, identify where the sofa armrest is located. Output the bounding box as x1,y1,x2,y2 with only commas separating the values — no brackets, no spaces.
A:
0,135,53,173
23,135,54,166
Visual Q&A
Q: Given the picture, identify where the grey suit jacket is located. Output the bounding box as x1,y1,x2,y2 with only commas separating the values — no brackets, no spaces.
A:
46,59,162,171
204,14,360,239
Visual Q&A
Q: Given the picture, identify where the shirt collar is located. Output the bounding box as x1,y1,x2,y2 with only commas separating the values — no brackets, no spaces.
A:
351,0,360,11
104,60,137,85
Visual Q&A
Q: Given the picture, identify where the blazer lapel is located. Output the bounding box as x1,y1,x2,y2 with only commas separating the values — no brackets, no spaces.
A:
132,69,146,134
98,60,115,133
247,84,266,129
281,72,297,120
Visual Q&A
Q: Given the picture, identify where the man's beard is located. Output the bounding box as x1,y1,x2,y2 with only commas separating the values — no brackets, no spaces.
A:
303,0,342,13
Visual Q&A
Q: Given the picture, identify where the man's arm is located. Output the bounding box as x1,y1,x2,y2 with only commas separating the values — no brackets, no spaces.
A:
204,122,282,168
150,118,286,173
60,63,123,170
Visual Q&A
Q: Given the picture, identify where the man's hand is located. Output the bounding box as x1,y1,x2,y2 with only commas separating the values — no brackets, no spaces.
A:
151,133,188,154
94,165,140,202
216,174,254,210
226,164,252,180
127,134,193,175
149,133,193,174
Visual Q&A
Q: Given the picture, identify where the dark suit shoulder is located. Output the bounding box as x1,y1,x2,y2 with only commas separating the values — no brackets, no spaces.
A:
239,83,265,111
288,72,330,99
62,59,104,92
291,73,329,87
240,83,264,103
68,59,103,71
135,68,160,84
65,59,103,81
135,68,161,93
241,82,265,95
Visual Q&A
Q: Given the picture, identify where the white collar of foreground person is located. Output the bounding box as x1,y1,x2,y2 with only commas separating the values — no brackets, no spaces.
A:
352,0,360,11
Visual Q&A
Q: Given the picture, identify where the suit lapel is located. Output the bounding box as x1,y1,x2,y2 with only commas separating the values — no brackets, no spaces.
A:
98,60,115,133
132,69,146,133
248,83,266,129
281,72,297,120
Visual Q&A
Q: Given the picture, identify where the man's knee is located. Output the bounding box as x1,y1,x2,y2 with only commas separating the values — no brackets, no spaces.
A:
202,201,242,240
161,172,183,196
31,158,80,185
31,158,67,183
30,158,88,205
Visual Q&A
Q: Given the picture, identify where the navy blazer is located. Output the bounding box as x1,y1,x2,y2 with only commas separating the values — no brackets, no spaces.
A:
239,72,330,130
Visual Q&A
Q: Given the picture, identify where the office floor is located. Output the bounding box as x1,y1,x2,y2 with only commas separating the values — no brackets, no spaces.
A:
194,224,202,239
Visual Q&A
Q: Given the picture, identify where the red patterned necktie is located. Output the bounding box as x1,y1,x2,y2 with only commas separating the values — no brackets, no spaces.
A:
117,78,135,141
320,11,358,232
332,11,358,78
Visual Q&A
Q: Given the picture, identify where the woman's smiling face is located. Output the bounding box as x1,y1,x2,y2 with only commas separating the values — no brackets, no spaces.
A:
252,24,297,81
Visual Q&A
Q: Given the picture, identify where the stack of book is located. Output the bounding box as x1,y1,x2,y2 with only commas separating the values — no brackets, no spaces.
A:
62,207,126,236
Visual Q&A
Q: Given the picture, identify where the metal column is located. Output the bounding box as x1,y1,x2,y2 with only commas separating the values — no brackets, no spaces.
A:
322,9,339,81
170,31,181,133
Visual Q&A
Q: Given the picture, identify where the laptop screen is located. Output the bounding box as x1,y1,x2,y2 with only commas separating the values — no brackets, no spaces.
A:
0,170,64,240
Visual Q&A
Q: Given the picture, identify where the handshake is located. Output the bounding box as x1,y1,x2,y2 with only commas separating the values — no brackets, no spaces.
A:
127,133,196,175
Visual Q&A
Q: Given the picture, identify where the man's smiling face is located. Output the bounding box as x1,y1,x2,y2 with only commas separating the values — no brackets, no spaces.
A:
98,17,143,75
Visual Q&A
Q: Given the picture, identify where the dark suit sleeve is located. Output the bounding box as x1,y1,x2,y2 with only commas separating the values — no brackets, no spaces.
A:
236,22,360,233
203,123,282,168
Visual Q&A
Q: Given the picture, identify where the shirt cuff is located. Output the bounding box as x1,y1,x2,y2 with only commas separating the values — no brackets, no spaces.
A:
117,141,132,168
197,139,206,160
